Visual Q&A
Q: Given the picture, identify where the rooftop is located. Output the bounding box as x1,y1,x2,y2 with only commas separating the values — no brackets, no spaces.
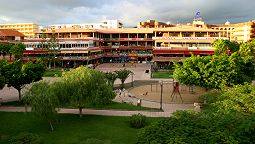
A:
0,29,25,37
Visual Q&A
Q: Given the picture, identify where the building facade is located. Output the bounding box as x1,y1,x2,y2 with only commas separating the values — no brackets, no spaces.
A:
0,23,39,38
2,17,255,67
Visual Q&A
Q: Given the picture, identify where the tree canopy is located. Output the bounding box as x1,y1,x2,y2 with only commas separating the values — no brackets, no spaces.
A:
1,60,46,101
105,71,118,89
174,39,255,89
213,39,239,55
115,68,133,89
0,60,7,89
55,66,115,117
9,43,25,60
23,81,59,131
0,43,13,60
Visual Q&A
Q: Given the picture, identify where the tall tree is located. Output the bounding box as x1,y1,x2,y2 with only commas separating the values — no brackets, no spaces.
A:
0,60,7,89
174,54,255,89
60,66,114,117
115,69,133,89
2,60,46,101
9,43,26,60
0,43,13,60
23,81,59,131
213,39,239,55
238,39,255,57
40,30,60,69
105,71,118,89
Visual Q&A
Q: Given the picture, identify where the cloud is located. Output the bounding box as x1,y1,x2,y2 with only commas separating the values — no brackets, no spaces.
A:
0,0,254,27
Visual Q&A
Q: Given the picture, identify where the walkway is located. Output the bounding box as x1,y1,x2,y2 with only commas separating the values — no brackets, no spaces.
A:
0,103,194,117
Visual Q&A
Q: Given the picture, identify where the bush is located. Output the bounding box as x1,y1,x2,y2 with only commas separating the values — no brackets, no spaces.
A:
129,113,146,128
9,132,42,144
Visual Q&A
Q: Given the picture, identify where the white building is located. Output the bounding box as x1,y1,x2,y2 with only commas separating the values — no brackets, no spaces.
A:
44,19,123,30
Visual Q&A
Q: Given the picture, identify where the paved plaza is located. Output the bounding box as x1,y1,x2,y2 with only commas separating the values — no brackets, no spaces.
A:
0,63,197,117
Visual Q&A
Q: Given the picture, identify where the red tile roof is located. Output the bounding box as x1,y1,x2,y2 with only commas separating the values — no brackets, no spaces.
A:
0,29,25,37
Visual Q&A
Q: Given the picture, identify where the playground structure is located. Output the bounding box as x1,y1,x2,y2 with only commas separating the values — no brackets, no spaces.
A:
129,80,206,104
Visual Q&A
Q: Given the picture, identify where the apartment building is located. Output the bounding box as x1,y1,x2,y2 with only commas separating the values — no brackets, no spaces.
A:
46,19,123,31
3,15,254,67
0,23,39,38
230,21,255,43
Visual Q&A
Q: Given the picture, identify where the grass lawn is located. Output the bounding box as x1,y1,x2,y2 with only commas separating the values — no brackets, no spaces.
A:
0,112,163,144
151,71,173,79
43,69,63,77
1,101,160,111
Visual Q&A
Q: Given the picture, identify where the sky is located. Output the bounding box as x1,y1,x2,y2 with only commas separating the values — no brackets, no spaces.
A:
0,0,254,27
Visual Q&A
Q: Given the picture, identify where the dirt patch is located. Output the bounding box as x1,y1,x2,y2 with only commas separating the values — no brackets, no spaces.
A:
129,83,206,104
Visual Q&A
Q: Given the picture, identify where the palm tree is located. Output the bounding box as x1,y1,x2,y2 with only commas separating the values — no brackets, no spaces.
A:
105,71,118,89
115,69,133,89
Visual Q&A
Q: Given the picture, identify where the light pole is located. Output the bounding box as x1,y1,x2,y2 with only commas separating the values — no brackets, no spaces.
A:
131,72,134,87
159,80,163,110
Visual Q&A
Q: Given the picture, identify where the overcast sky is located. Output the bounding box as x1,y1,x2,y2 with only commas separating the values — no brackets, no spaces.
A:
0,0,254,27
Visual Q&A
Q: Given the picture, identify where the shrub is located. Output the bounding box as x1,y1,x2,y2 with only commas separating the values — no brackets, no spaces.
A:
9,132,42,144
129,113,146,128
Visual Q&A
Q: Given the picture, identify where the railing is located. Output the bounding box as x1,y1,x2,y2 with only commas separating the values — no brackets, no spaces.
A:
102,38,153,41
62,56,89,60
100,45,153,49
152,37,229,40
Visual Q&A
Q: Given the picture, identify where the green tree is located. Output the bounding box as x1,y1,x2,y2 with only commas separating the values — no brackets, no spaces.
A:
40,29,60,69
23,81,59,131
174,54,255,89
115,69,133,89
59,66,114,117
238,39,255,57
202,83,255,114
105,71,118,89
0,60,7,89
213,39,239,55
0,43,13,60
2,60,46,101
9,43,26,60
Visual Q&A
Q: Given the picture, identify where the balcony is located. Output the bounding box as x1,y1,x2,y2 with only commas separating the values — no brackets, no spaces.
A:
119,38,152,41
62,56,89,60
152,37,229,42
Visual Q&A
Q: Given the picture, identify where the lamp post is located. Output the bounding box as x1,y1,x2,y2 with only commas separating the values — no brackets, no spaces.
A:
159,80,163,110
131,72,134,87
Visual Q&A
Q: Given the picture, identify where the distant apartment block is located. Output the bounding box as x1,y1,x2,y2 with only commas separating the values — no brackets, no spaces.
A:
46,19,123,30
0,23,39,38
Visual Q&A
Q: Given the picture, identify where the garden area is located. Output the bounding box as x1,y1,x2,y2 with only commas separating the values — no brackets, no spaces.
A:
0,112,162,144
2,39,255,143
151,70,173,79
43,69,63,77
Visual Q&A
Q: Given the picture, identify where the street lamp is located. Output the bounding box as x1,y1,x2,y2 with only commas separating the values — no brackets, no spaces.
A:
159,80,163,110
131,72,134,87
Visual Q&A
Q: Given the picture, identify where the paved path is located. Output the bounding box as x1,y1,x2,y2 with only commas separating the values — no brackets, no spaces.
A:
0,103,193,117
0,90,194,118
0,63,195,117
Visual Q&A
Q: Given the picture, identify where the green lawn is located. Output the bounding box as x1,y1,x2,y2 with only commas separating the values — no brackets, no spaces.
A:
151,71,173,79
43,69,63,77
0,112,163,144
